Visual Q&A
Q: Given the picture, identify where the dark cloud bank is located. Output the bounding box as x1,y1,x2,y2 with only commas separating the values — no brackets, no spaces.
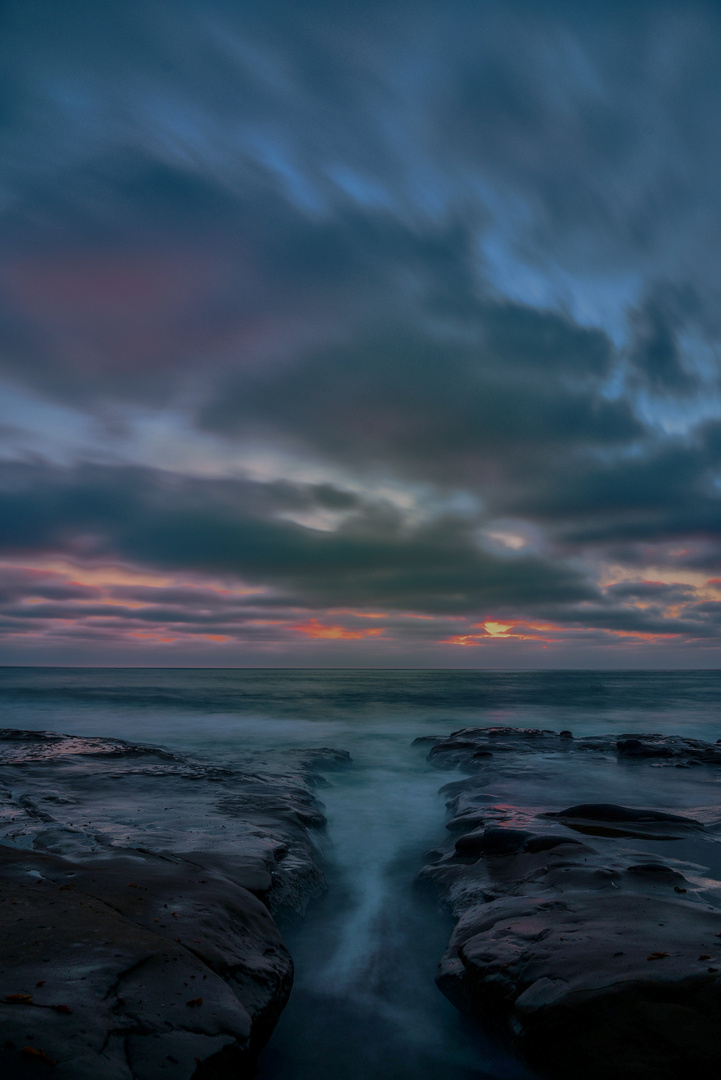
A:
1,0,721,664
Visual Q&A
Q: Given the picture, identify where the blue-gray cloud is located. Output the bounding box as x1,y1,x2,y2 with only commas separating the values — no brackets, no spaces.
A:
2,0,721,657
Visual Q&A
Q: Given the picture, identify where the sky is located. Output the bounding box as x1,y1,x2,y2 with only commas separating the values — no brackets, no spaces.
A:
2,0,721,667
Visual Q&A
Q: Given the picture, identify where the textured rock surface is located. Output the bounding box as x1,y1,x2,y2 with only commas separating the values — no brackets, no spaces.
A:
418,726,721,1080
419,725,721,768
0,730,348,1079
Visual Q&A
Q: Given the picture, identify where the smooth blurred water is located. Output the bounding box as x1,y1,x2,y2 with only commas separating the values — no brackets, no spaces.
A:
2,667,721,1079
2,668,721,753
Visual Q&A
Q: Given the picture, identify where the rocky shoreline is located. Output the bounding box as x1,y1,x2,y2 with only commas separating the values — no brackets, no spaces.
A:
5,723,721,1080
417,727,721,1080
0,730,348,1079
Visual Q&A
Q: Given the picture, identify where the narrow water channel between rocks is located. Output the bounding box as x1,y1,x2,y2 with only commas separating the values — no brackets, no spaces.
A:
255,742,532,1080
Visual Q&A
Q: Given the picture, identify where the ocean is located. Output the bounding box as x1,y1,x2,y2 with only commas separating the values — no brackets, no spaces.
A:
1,667,721,1079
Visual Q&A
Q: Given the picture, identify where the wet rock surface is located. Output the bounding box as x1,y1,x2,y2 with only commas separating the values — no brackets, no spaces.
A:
418,725,721,769
0,730,348,1079
418,726,721,1080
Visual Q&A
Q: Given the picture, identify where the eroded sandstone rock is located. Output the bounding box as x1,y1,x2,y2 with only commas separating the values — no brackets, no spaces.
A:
0,730,349,1079
418,726,721,1079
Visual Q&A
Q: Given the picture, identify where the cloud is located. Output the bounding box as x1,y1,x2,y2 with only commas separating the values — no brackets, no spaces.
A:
199,310,638,489
627,286,701,395
2,1,721,661
0,460,594,616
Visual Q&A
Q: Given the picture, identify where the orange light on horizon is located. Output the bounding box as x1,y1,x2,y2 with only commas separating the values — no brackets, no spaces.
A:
291,618,384,640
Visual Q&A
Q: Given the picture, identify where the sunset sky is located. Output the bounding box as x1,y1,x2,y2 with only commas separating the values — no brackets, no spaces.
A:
2,0,721,666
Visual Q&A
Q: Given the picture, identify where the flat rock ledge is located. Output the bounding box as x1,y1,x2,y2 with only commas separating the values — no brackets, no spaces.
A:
417,726,721,1080
0,730,350,1079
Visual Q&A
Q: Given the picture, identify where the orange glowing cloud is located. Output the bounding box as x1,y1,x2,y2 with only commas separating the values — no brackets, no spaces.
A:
291,618,384,640
130,632,177,643
336,609,389,619
0,557,174,589
443,619,570,646
443,618,685,648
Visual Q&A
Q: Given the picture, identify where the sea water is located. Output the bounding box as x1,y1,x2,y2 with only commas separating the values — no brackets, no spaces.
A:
1,668,721,1079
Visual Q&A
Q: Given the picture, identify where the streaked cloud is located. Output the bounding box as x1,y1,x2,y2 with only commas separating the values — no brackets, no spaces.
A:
1,0,721,664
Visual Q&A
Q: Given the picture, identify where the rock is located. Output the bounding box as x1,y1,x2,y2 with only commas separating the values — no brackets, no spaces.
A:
0,730,349,1079
0,729,346,916
439,890,721,1080
418,725,721,1080
424,726,721,770
617,737,674,758
445,811,487,833
550,804,700,824
428,727,566,769
0,843,284,1078
455,828,532,857
541,803,703,839
524,834,584,853
626,862,687,881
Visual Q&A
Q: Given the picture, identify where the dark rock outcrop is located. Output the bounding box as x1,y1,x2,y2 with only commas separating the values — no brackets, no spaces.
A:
418,726,721,1080
0,730,349,1079
0,844,286,1079
540,803,704,839
423,726,721,769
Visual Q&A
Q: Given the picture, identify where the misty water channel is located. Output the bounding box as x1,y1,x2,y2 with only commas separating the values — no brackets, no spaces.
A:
255,737,531,1080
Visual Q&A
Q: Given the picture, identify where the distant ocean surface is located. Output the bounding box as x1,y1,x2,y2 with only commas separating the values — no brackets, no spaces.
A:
2,667,721,1080
2,667,721,746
